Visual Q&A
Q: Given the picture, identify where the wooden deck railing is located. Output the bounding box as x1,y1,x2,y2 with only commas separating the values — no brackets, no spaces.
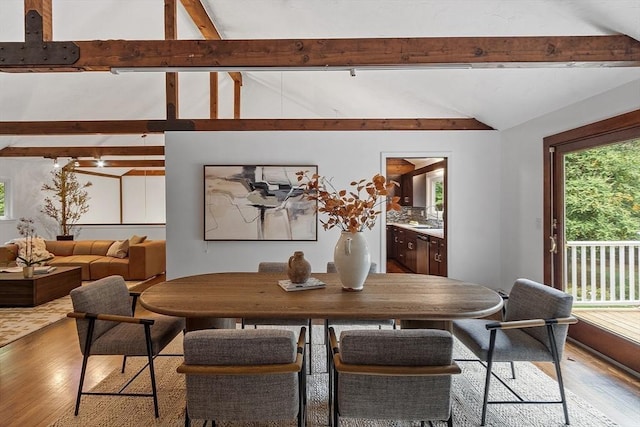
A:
565,241,640,306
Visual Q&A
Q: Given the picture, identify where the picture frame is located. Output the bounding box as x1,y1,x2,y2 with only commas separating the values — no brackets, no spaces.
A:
203,165,318,241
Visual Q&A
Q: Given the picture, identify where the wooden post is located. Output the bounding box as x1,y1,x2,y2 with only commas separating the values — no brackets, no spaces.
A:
164,0,178,120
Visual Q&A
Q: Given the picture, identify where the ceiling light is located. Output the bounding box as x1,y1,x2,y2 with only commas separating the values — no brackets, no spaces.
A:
97,158,105,168
53,158,60,168
73,158,80,168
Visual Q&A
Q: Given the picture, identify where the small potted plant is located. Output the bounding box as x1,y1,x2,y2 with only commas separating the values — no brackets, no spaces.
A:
41,166,92,240
16,217,53,278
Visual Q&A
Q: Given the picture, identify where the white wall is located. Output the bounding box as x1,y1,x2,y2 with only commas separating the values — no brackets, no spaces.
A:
80,174,120,224
500,79,640,290
122,175,166,223
165,130,503,288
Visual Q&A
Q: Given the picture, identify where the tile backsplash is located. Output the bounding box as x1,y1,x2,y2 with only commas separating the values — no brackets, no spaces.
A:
386,206,427,223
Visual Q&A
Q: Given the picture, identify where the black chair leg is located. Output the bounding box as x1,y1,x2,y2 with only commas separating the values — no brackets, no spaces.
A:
481,329,498,426
184,407,190,427
547,324,571,425
509,361,516,379
308,320,313,373
325,320,332,415
74,318,95,416
144,324,160,418
121,355,127,373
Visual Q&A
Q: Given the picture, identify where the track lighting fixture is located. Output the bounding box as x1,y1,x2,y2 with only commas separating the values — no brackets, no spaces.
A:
53,158,60,168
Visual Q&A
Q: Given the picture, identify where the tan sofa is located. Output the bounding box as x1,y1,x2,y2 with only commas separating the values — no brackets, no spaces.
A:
0,239,165,281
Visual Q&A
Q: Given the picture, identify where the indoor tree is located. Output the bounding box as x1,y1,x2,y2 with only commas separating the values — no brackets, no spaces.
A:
41,167,92,237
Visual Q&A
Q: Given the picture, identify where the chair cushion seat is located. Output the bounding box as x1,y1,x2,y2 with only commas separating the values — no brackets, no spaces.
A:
89,314,184,356
453,319,554,362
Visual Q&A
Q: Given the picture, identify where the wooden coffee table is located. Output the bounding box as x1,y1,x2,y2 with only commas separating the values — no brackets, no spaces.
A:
0,266,82,307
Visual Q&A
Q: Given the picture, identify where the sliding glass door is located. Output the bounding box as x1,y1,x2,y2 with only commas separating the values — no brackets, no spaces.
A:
544,110,640,373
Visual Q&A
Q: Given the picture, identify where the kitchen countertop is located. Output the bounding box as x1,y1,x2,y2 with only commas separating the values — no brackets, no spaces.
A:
388,222,444,239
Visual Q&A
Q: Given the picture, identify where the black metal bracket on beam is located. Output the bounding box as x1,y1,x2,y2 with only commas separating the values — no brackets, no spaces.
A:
147,120,196,132
0,10,79,67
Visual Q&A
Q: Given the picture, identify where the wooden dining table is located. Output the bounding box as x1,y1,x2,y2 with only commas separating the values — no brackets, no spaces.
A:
139,272,504,331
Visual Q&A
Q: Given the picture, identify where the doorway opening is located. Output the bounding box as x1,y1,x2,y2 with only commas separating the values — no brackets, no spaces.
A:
384,155,448,275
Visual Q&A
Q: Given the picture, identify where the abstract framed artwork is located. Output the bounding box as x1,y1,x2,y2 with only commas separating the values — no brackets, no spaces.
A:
204,165,318,241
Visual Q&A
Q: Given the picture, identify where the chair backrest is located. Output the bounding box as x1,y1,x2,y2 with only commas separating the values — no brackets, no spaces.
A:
326,261,377,274
69,275,131,354
337,329,455,420
505,278,573,355
182,329,299,421
257,262,287,273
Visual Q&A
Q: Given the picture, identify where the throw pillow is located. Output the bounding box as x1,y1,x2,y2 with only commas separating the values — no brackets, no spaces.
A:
129,235,147,245
13,237,54,266
106,240,129,259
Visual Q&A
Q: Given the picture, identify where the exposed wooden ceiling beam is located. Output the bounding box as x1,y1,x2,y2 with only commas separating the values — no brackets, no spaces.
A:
0,118,494,135
386,158,416,176
179,0,242,84
124,169,165,176
75,159,165,168
1,35,638,72
0,146,165,157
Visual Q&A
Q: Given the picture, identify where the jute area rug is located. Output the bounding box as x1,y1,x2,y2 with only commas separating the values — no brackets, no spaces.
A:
49,327,617,427
0,281,141,347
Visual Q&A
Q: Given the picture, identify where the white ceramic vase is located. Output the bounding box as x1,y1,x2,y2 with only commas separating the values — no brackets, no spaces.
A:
333,231,371,291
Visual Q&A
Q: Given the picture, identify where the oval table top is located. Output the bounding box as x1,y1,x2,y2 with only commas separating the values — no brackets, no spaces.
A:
140,272,503,321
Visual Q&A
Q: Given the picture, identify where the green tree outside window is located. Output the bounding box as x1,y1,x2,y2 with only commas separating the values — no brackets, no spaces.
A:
564,139,640,241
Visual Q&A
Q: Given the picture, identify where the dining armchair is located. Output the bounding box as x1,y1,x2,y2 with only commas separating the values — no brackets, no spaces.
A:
67,275,185,418
453,278,577,426
178,327,307,426
328,327,460,426
242,262,314,369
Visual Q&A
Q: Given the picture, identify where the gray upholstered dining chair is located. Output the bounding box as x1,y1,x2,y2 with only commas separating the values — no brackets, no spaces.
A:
453,278,577,426
328,327,460,427
67,275,185,418
178,327,307,427
242,262,313,368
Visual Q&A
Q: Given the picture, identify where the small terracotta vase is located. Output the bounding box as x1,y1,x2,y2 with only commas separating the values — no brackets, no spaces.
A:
23,266,34,278
287,251,311,284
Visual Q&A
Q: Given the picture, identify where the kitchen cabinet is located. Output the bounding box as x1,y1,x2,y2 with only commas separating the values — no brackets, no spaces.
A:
404,229,418,273
429,236,447,276
387,225,431,274
396,228,406,265
400,173,413,206
386,226,396,259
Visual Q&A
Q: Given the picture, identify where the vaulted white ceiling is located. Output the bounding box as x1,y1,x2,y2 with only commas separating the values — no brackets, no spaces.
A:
0,0,639,152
